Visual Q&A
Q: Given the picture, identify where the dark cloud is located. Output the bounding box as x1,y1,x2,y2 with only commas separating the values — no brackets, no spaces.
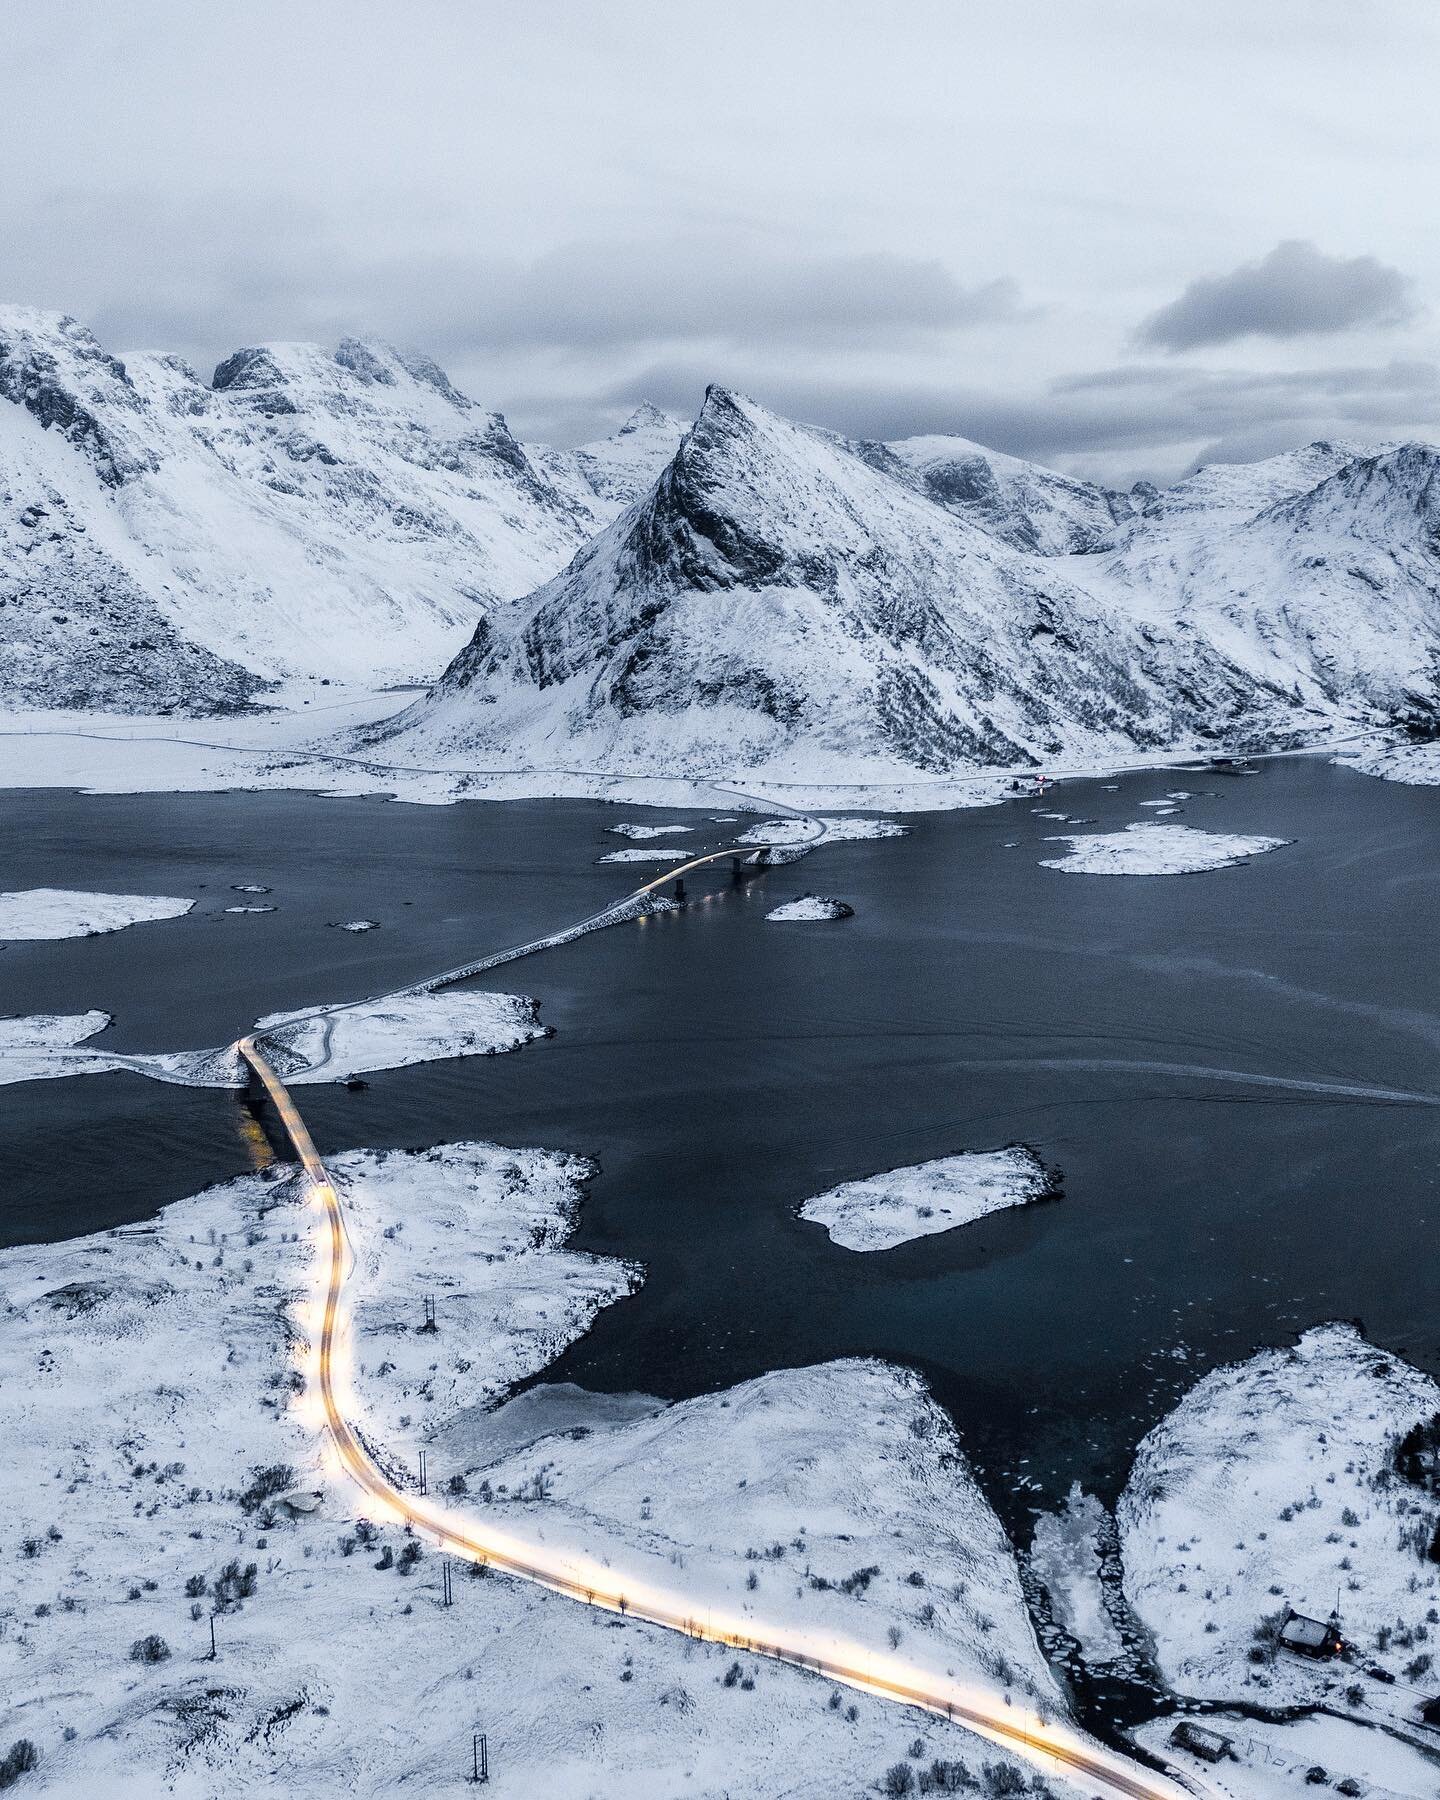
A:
605,355,1440,487
7,194,1019,377
1136,240,1415,352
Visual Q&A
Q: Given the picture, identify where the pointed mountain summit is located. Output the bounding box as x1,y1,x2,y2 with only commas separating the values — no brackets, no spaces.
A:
381,388,1276,781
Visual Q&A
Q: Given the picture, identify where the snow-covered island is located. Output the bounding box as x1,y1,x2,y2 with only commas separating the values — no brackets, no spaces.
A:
1041,822,1290,876
0,990,546,1089
765,895,853,922
0,887,193,941
1119,1324,1440,1751
0,1011,115,1084
254,991,547,1085
799,1147,1057,1252
737,815,908,845
606,822,694,839
599,846,692,863
0,1137,1085,1798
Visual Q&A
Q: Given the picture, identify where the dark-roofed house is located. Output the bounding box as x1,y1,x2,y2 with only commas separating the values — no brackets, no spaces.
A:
1278,1610,1344,1659
1168,1721,1234,1763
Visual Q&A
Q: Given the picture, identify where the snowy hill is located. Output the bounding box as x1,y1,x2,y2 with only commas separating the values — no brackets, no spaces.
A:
886,432,1134,553
379,387,1297,783
0,309,678,711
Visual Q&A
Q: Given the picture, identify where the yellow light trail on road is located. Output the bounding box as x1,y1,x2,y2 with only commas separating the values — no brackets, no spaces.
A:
237,1031,1205,1800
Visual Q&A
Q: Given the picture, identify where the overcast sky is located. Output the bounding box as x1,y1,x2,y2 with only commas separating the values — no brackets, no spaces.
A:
4,0,1436,483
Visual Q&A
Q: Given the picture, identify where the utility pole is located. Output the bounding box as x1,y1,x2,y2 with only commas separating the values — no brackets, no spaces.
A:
418,1449,427,1495
471,1732,488,1783
206,1615,216,1661
422,1294,437,1332
443,1559,454,1607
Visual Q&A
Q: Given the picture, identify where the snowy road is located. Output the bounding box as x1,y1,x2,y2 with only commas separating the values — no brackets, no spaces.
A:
236,1027,1202,1800
227,797,1207,1800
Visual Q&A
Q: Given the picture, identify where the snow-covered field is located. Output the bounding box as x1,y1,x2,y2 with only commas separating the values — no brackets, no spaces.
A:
1119,1324,1440,1735
799,1147,1054,1252
1134,1708,1440,1799
765,895,854,921
0,887,192,940
0,700,998,812
0,1139,1086,1798
1041,823,1290,876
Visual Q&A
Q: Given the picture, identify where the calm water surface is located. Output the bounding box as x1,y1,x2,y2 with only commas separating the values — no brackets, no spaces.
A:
3,759,1438,1537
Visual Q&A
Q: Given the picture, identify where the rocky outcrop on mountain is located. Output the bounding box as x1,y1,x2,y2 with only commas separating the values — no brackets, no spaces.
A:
0,309,160,488
0,478,260,713
886,433,1133,553
0,309,680,711
382,388,1301,782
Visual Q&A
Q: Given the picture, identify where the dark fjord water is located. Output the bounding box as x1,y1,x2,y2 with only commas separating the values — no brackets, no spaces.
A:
3,758,1437,1537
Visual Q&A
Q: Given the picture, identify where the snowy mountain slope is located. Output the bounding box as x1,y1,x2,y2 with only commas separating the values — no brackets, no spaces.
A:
377,387,1294,782
1123,438,1392,528
886,432,1134,553
531,401,688,528
0,330,262,712
0,308,626,708
1079,442,1440,724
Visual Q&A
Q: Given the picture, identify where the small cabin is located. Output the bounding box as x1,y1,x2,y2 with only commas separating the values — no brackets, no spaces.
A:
1419,1694,1440,1729
1168,1721,1234,1763
1278,1610,1344,1659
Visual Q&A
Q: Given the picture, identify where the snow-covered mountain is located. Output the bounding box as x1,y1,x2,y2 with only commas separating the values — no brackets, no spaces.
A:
532,402,689,530
0,309,681,711
375,390,1440,785
1086,441,1440,726
379,388,1302,781
7,303,1437,772
885,432,1134,553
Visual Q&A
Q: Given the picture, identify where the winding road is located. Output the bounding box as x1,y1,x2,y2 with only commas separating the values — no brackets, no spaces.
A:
231,814,1204,1800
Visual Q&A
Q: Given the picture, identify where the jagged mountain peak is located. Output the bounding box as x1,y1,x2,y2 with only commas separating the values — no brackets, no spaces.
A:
528,401,690,529
333,335,465,402
1260,441,1440,537
390,385,1270,781
617,400,682,436
0,303,655,707
207,337,492,440
1141,437,1393,525
0,306,157,486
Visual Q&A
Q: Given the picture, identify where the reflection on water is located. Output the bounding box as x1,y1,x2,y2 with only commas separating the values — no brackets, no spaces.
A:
234,1093,276,1171
2,760,1437,1535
